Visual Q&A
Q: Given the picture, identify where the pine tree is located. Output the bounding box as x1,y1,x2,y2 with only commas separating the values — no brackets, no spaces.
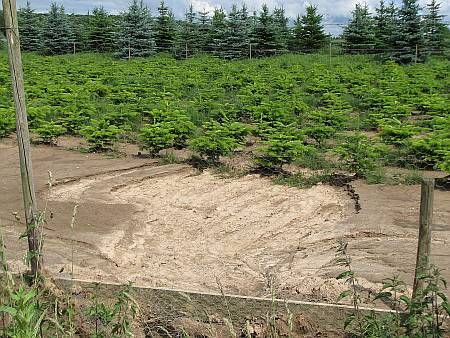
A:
18,1,42,52
292,5,327,53
343,3,376,54
423,0,446,55
392,0,424,63
222,4,250,59
70,14,89,52
197,9,211,52
42,3,73,55
272,7,289,53
210,8,227,57
181,4,198,57
374,1,397,52
253,4,278,57
240,4,251,56
88,6,115,52
116,0,155,58
155,0,176,53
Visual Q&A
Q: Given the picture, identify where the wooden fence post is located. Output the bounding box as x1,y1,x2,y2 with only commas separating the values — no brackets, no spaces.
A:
2,0,41,277
412,178,434,297
415,44,418,64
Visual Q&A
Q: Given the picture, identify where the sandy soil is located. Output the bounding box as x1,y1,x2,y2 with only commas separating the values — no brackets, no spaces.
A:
1,138,449,303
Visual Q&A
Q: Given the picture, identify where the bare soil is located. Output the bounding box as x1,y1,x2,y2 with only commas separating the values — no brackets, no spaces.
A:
1,137,449,303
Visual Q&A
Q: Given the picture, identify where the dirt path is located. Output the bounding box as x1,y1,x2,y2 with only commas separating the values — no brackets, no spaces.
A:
1,138,449,303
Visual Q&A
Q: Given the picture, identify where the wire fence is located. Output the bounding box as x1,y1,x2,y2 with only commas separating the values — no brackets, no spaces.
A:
1,24,449,319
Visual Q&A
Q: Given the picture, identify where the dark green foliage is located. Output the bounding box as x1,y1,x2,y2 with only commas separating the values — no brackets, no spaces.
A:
42,3,73,55
253,5,278,57
222,5,250,59
34,121,66,145
292,5,327,53
88,7,116,52
197,9,212,53
423,0,447,55
374,1,397,53
155,1,176,53
18,1,42,52
210,8,227,57
70,14,90,52
272,7,289,53
115,0,155,58
180,5,198,57
80,119,121,151
343,4,376,53
392,0,424,63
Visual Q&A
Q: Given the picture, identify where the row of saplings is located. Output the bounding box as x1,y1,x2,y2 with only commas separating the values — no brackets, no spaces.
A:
26,109,382,177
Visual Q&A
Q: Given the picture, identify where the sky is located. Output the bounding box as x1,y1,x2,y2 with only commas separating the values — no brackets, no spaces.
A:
11,0,450,35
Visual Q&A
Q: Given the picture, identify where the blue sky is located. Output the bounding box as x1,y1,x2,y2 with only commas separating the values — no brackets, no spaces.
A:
12,0,450,35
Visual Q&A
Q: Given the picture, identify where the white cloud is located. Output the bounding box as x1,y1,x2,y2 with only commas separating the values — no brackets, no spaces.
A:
190,0,216,14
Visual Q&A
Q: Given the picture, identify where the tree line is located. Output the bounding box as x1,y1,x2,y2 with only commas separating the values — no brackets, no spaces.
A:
1,0,448,63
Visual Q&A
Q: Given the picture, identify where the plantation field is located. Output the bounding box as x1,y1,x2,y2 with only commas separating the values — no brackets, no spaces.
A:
1,139,450,302
0,52,450,303
0,52,449,177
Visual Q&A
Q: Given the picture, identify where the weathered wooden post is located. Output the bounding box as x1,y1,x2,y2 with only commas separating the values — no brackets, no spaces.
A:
2,0,41,277
415,44,418,64
412,178,434,297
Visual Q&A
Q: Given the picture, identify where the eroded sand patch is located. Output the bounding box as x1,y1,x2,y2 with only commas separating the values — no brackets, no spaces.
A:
47,168,359,300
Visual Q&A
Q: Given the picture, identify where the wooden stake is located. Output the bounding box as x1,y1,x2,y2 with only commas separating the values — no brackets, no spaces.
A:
2,0,41,277
413,178,434,297
329,41,332,65
249,43,252,59
415,44,418,64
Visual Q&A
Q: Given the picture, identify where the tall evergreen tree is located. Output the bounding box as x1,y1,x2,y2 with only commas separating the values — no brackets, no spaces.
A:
18,1,42,52
197,9,211,52
155,0,176,53
210,8,227,56
116,0,155,58
423,0,446,54
392,0,424,63
253,4,278,57
42,3,73,55
292,5,327,53
70,14,90,52
272,7,289,53
88,6,115,52
343,3,376,54
181,4,198,56
222,4,250,59
374,0,397,51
